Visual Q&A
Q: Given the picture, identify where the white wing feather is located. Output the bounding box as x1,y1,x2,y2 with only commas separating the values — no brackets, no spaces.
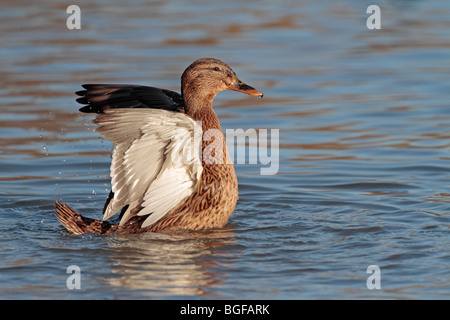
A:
94,108,203,227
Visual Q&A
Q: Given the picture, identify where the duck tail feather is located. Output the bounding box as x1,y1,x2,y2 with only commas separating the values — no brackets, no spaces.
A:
54,201,114,235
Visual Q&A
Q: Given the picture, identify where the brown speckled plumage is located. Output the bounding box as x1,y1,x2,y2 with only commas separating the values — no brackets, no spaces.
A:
55,58,262,235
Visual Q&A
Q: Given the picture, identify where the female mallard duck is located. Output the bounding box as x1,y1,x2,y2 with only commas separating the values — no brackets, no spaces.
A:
55,58,263,234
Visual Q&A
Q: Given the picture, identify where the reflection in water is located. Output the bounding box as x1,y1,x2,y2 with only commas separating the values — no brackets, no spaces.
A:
106,228,236,297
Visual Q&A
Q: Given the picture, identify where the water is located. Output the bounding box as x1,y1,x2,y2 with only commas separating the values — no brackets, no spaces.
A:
1,0,449,299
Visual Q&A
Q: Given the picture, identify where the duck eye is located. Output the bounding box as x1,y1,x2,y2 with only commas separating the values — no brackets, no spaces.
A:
213,67,221,72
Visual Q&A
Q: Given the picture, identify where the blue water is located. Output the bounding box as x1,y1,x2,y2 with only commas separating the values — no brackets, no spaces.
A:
0,0,449,299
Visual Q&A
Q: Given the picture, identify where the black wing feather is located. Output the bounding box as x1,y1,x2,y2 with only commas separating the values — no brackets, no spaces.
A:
76,84,185,113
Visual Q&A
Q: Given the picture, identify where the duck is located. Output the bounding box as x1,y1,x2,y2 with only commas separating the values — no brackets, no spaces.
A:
55,58,263,235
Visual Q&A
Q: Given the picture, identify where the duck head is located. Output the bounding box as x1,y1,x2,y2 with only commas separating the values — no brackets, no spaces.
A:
181,58,263,111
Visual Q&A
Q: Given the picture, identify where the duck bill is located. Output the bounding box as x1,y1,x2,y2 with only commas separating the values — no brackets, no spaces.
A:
228,77,263,98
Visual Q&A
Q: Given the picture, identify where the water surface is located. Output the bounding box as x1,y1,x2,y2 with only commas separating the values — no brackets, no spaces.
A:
0,0,449,299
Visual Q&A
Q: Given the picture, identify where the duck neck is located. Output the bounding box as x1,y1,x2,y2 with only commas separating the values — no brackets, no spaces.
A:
182,88,231,166
182,86,221,130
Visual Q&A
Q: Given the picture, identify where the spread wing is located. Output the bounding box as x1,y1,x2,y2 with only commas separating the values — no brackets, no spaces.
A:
76,84,185,114
94,108,203,228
